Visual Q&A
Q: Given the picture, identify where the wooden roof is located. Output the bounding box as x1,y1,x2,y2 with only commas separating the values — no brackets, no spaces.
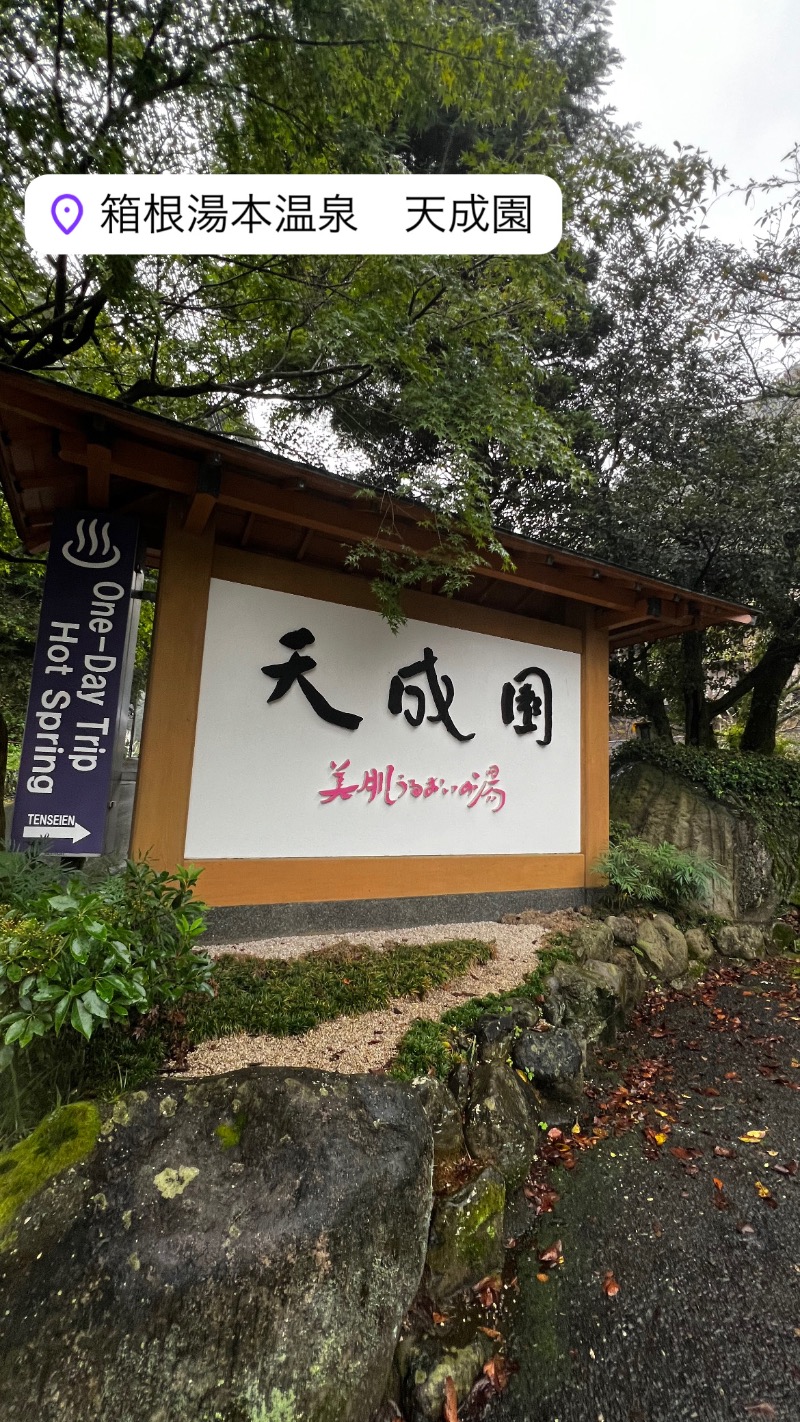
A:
0,369,754,648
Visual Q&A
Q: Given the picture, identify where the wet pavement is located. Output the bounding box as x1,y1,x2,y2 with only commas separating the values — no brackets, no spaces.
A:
495,958,800,1422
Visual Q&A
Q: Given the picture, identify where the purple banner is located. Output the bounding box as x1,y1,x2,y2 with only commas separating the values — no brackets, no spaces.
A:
11,510,139,855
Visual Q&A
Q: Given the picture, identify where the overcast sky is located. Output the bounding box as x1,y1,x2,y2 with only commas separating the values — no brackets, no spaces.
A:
608,0,800,246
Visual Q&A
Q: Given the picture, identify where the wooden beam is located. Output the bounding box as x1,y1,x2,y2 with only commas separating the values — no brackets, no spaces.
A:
582,608,610,888
130,501,215,867
183,454,222,536
85,442,111,508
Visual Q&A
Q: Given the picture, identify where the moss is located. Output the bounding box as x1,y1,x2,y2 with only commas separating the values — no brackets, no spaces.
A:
215,1111,247,1150
0,1101,100,1246
455,1185,504,1264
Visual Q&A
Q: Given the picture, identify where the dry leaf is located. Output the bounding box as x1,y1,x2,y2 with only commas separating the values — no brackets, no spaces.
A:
479,1326,502,1341
432,1311,449,1326
601,1270,620,1298
472,1274,502,1308
443,1375,458,1422
744,1405,777,1418
538,1240,563,1269
739,1130,768,1143
713,1177,725,1191
714,1145,735,1158
483,1355,512,1393
536,1271,550,1283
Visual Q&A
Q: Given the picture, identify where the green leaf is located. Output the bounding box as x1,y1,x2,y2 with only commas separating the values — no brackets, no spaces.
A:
81,990,109,1020
4,1018,27,1044
70,998,94,1040
54,994,72,1032
48,894,78,912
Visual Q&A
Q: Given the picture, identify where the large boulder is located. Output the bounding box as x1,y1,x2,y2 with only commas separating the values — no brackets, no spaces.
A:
635,914,689,982
571,920,616,963
0,1068,433,1422
464,1061,537,1185
716,923,767,961
513,1026,584,1100
410,1076,466,1177
611,758,799,922
543,961,621,1043
425,1166,506,1302
396,1330,492,1422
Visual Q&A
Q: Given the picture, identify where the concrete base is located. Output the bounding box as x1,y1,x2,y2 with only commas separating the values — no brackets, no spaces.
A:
201,887,601,945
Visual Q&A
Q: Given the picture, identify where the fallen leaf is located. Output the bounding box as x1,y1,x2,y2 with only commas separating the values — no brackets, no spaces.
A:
536,1272,550,1283
744,1405,777,1417
736,1221,756,1235
443,1375,458,1422
714,1146,735,1159
601,1270,620,1298
695,1086,721,1098
483,1355,512,1392
670,1146,702,1163
713,1177,725,1191
740,1130,768,1143
774,1160,798,1176
479,1327,502,1341
538,1240,563,1269
754,1180,778,1206
432,1311,449,1326
472,1274,502,1308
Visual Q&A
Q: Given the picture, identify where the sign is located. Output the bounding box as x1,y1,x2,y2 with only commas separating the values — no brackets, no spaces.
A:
184,580,582,860
11,511,140,855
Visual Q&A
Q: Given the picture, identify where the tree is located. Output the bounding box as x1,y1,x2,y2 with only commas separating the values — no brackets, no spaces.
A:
500,220,800,752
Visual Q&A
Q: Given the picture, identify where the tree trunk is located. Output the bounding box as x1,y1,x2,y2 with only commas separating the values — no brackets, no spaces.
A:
740,634,800,753
682,631,716,747
0,709,7,845
609,651,674,741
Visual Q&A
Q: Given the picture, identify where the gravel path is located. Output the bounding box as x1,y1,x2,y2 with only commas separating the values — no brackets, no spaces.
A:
185,912,580,1078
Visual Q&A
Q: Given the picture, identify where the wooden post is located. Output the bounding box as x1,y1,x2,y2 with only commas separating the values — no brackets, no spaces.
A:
129,500,215,869
582,609,610,887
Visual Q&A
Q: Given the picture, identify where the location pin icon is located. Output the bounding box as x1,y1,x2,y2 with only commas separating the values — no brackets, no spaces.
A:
51,194,83,236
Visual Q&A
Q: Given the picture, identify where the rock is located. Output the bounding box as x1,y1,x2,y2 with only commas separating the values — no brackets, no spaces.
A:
464,1062,538,1185
685,927,715,963
545,960,621,1043
716,923,767,961
610,948,649,1007
771,921,798,952
448,1062,471,1111
425,1167,505,1302
635,915,689,981
411,1077,465,1174
513,1026,584,1100
0,1069,433,1422
572,920,615,963
611,758,799,922
474,1001,541,1064
606,914,639,948
396,1330,492,1422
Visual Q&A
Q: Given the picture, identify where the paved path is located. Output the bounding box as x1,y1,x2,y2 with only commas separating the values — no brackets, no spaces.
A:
495,959,800,1422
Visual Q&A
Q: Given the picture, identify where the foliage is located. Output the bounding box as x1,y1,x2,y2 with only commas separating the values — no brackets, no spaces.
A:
390,942,573,1079
612,739,800,843
185,936,493,1043
593,835,726,915
0,502,44,752
0,856,211,1141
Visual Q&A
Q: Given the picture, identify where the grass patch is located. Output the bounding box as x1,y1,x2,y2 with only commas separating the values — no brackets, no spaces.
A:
391,942,574,1080
75,936,493,1102
186,937,494,1041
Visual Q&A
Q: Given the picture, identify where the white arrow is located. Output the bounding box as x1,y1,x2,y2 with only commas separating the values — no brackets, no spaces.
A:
22,823,91,844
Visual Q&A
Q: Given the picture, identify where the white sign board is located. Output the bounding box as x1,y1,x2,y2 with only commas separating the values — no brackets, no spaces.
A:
184,580,582,860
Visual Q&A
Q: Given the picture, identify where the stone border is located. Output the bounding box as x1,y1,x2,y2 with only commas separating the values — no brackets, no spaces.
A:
201,887,604,945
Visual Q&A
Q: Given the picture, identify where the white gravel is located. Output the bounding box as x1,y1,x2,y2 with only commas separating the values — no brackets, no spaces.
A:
185,911,582,1079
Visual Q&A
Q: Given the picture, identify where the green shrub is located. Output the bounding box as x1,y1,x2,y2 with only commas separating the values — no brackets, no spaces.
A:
0,857,212,1141
594,835,727,914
